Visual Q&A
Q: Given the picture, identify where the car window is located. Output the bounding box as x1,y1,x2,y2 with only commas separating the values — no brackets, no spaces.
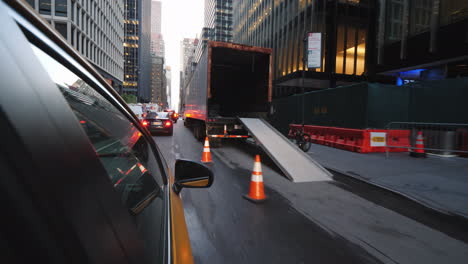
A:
156,112,168,118
31,44,166,262
146,112,159,119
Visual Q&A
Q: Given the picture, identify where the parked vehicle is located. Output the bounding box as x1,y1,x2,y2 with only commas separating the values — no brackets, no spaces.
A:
0,1,212,263
182,41,272,144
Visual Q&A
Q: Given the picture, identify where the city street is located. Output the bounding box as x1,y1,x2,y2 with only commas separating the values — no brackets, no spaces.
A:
3,1,468,263
153,121,468,264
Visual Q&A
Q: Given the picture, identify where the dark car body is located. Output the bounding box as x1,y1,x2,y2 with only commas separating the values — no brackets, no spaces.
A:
0,1,212,264
143,112,174,135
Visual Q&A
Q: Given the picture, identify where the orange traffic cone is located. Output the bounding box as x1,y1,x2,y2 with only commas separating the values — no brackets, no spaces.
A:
243,155,267,203
201,137,213,163
410,131,426,158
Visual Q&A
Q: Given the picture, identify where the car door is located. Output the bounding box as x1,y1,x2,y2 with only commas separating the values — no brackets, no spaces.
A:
29,44,171,264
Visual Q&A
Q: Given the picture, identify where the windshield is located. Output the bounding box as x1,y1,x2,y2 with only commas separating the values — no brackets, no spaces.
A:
147,112,168,119
20,0,468,263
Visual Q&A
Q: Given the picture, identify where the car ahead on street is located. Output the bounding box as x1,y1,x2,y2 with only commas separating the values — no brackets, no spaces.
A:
0,1,213,264
128,104,144,120
164,109,179,123
143,112,174,136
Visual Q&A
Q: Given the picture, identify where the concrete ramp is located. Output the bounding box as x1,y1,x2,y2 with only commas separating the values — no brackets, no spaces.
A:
239,118,332,182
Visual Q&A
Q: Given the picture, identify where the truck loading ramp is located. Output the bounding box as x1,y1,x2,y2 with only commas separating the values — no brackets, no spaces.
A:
239,118,332,182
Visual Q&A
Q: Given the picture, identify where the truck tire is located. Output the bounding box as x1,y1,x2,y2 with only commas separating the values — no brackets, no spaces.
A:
193,125,199,138
196,124,206,141
194,125,202,141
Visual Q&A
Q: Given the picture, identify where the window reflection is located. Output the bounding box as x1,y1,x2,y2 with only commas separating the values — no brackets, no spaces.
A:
39,0,51,15
30,45,164,207
336,25,366,75
55,0,68,17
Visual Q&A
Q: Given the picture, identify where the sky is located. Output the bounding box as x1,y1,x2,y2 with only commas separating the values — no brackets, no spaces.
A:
160,0,204,110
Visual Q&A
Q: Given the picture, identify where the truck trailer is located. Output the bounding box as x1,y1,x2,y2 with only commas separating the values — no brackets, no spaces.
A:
183,41,272,144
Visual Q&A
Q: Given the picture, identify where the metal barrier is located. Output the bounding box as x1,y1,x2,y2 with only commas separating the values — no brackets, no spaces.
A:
289,124,409,153
385,122,468,156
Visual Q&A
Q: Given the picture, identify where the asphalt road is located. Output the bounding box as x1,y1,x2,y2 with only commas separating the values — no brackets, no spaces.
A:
153,121,468,264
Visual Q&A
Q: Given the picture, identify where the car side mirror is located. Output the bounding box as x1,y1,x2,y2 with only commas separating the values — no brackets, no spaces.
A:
173,159,214,194
123,171,162,215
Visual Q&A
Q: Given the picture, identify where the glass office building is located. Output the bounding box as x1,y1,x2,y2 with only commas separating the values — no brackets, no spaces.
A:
233,0,374,98
376,0,468,81
123,0,151,102
25,0,125,92
205,0,233,42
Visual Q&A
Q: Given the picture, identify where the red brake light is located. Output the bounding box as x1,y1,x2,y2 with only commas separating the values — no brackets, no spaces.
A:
80,120,86,124
142,121,148,126
164,121,172,127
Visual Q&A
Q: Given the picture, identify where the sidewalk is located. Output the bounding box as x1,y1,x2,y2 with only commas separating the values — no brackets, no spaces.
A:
306,143,468,219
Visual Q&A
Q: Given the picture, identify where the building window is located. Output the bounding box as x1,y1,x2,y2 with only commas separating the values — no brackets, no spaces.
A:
77,7,80,26
25,0,35,8
39,0,51,15
440,0,468,25
410,0,432,35
71,1,75,21
55,22,68,39
55,0,68,17
386,0,403,42
71,27,75,47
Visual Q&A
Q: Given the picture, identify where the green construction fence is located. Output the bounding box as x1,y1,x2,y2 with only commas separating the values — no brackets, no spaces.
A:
270,77,468,136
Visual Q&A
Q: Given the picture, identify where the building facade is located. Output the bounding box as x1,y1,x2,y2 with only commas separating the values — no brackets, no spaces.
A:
137,0,152,103
150,0,165,57
26,0,125,92
375,0,468,82
165,65,171,108
179,38,198,112
123,0,151,102
204,0,233,42
123,0,139,95
233,0,375,98
150,55,167,107
180,38,197,82
151,0,161,34
193,27,211,64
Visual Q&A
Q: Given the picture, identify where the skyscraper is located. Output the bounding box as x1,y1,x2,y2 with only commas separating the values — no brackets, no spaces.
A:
151,0,165,57
151,0,162,35
25,0,125,92
179,38,197,112
233,0,374,98
180,38,197,81
150,55,165,106
123,0,151,102
204,0,233,42
165,65,171,108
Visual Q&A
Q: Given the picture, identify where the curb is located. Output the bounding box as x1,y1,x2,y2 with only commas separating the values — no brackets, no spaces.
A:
326,167,468,220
